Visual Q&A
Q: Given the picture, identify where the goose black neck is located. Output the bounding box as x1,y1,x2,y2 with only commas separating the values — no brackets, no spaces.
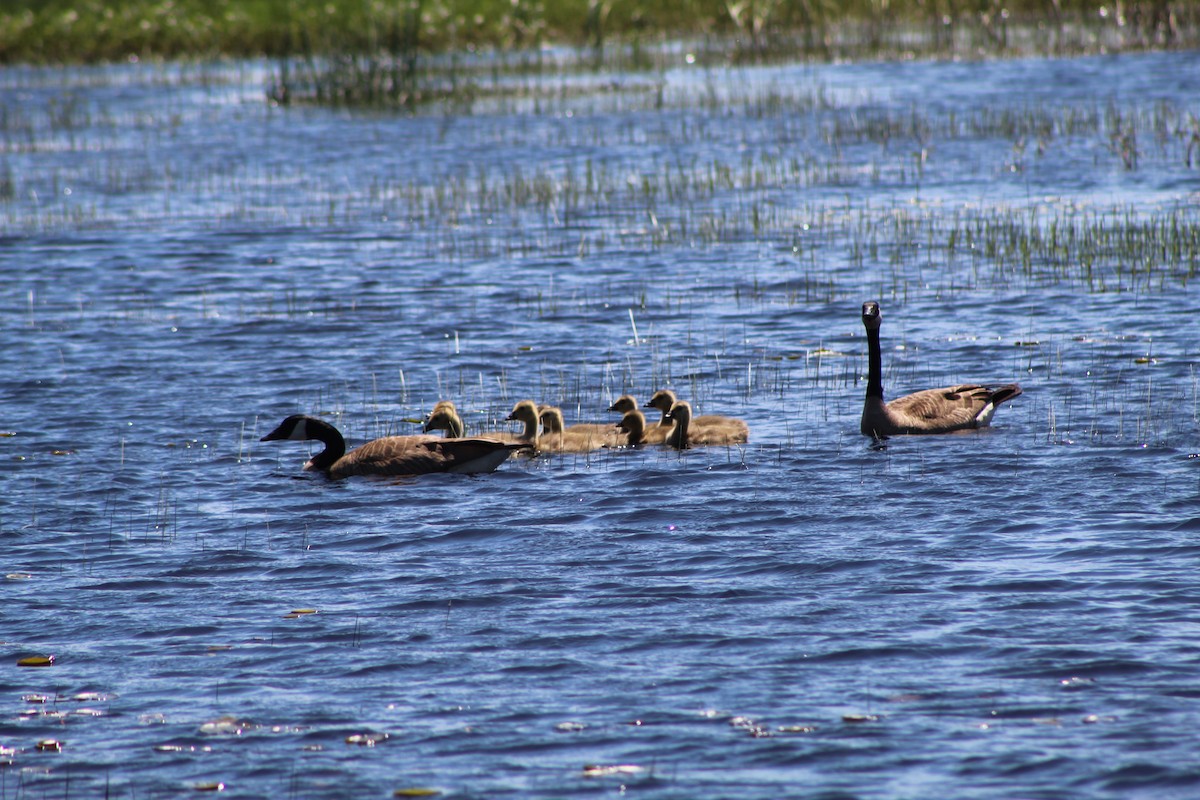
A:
306,418,347,472
866,326,884,399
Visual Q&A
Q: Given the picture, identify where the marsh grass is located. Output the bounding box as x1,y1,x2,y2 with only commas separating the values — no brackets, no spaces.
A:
6,0,1199,67
4,43,1197,459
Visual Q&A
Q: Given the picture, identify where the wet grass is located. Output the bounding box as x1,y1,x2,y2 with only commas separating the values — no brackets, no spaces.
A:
4,0,1199,67
4,65,1198,298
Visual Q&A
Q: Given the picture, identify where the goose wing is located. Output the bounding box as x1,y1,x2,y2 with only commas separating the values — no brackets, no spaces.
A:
886,384,996,430
331,436,521,478
687,418,750,445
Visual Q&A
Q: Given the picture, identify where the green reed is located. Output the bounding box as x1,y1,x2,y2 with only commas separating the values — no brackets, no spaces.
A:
7,0,1200,68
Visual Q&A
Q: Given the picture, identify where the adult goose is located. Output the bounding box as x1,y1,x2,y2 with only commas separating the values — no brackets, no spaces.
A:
860,300,1022,438
261,414,526,479
644,389,748,441
538,406,619,451
664,401,750,449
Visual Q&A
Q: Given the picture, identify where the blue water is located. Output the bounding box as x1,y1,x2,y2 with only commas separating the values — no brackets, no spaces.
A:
2,49,1199,799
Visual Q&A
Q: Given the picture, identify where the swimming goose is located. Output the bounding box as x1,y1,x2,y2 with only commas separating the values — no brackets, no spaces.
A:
613,409,648,447
261,414,526,479
644,389,748,440
505,400,542,447
423,401,465,438
608,395,639,415
609,396,672,443
860,300,1023,438
538,406,620,451
663,401,750,449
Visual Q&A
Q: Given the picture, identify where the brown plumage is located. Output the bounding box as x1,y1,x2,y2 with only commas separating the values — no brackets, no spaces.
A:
644,389,746,437
261,414,526,479
860,300,1023,438
663,401,750,449
538,406,620,451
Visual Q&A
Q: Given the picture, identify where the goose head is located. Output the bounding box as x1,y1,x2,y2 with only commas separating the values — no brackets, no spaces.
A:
539,405,566,434
664,400,691,427
260,414,345,472
615,409,645,444
506,400,541,440
608,395,637,414
862,301,882,332
424,404,464,437
262,414,314,442
645,389,677,413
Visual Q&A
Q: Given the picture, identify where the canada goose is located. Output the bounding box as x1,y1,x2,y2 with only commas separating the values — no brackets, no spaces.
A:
538,406,620,451
505,400,542,446
644,389,748,440
608,395,639,415
613,409,648,447
663,401,750,449
423,401,465,438
610,405,671,445
860,300,1023,438
261,414,526,479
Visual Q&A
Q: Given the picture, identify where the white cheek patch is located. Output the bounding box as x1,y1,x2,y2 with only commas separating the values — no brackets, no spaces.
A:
290,418,309,440
975,401,997,427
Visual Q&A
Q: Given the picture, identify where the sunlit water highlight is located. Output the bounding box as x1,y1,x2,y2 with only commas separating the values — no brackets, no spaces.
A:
2,50,1199,799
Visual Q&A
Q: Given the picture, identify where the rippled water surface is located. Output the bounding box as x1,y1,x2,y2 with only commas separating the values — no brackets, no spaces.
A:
2,50,1200,799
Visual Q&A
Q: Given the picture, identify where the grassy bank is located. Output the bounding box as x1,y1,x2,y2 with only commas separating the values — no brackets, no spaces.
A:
2,0,1197,66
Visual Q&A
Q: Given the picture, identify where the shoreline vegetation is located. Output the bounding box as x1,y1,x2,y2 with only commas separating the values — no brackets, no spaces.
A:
4,0,1196,64
2,1,1197,107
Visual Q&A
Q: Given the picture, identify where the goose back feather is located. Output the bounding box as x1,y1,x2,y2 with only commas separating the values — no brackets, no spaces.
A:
663,401,750,449
537,406,620,451
645,389,746,435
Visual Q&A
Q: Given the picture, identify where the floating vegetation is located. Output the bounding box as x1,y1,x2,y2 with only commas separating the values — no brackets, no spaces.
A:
193,781,226,792
199,716,255,735
582,764,645,778
554,721,586,732
346,732,390,746
154,743,213,753
16,654,55,667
